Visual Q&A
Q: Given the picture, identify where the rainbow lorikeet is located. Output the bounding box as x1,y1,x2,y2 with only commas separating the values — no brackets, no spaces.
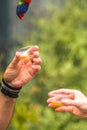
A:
16,0,32,20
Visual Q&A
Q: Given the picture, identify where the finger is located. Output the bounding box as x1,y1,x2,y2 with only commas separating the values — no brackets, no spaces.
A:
31,65,41,74
48,89,74,97
47,94,71,103
55,105,86,118
48,92,75,101
55,106,73,113
61,99,78,106
32,58,42,65
33,51,40,58
27,46,39,55
28,52,40,59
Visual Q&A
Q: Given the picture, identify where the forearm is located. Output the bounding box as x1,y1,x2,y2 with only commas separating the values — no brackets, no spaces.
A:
0,92,16,130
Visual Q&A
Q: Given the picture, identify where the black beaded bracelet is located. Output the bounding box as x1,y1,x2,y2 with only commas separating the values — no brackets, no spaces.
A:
1,86,19,98
2,78,22,91
0,78,22,98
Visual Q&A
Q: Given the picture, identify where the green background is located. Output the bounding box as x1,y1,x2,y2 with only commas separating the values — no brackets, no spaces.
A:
0,0,87,130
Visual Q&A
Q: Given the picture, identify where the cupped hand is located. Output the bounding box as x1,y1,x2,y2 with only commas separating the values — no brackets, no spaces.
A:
4,46,42,87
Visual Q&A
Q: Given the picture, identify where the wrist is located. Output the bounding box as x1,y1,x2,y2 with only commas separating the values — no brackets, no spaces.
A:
0,91,16,101
0,78,22,98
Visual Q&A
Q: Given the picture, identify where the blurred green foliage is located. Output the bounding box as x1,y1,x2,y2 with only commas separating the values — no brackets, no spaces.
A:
6,0,87,130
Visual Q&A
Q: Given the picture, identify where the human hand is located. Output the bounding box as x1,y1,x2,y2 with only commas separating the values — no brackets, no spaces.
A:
47,89,87,118
4,45,42,87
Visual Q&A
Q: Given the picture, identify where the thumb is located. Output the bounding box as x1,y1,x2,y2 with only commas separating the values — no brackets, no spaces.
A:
10,52,20,67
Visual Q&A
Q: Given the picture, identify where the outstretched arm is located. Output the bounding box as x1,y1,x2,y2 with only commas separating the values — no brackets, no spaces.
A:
0,45,42,130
